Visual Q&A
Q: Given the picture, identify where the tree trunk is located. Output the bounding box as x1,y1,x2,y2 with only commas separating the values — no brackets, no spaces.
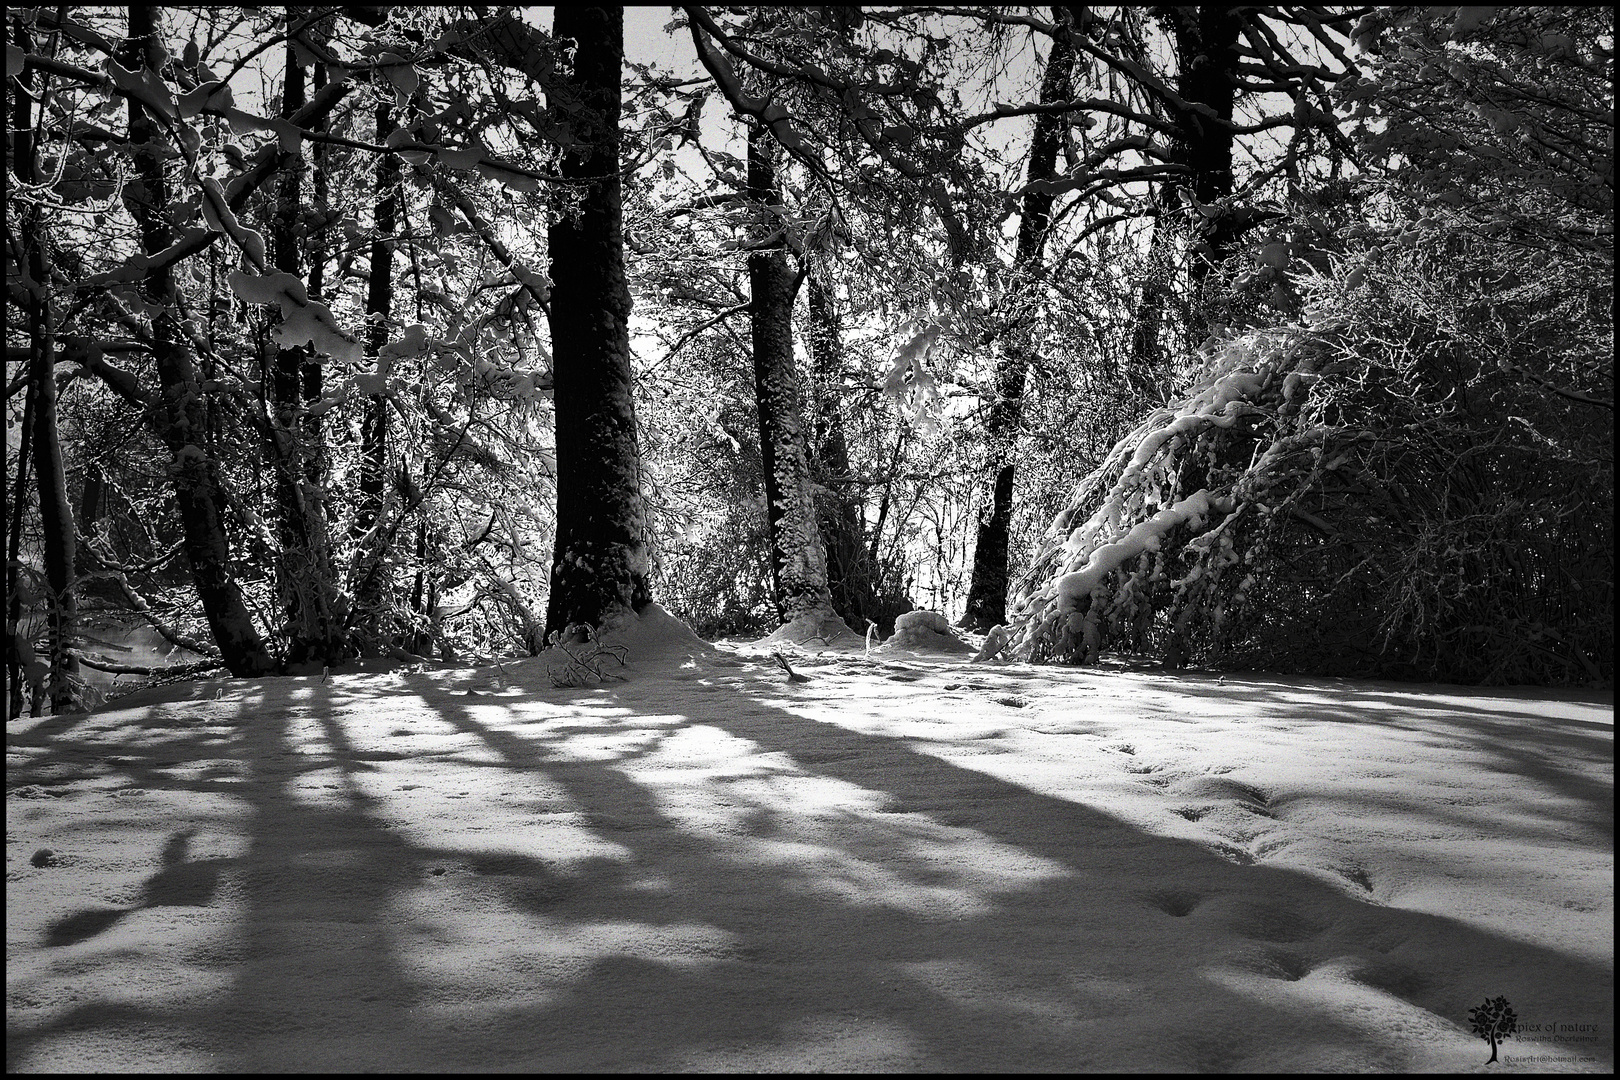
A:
746,126,848,639
1126,216,1175,401
6,373,36,718
804,269,882,632
542,6,653,638
119,6,277,677
960,5,1079,632
1163,5,1241,335
269,27,342,667
13,20,78,712
350,97,400,649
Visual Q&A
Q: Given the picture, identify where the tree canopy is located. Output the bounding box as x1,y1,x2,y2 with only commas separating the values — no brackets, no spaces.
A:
5,4,1612,717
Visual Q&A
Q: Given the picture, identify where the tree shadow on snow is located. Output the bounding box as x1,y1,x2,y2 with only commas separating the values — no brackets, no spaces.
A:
5,663,1613,1071
42,828,226,947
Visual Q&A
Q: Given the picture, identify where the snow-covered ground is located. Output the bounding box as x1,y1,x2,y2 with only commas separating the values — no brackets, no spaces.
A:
7,607,1612,1072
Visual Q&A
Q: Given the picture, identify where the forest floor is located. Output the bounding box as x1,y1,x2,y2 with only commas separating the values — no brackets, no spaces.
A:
6,606,1613,1072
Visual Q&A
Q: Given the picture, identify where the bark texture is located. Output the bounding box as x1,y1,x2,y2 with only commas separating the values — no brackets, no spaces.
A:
270,31,342,666
1163,6,1240,321
119,6,275,676
805,270,884,632
349,97,400,649
543,6,652,638
747,128,844,630
959,6,1080,632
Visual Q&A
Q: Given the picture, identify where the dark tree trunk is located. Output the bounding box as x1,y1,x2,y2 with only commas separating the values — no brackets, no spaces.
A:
542,6,653,638
13,20,78,711
960,5,1079,632
1162,5,1241,333
350,97,400,649
805,269,881,632
6,373,35,718
747,127,846,636
119,6,276,676
269,29,342,667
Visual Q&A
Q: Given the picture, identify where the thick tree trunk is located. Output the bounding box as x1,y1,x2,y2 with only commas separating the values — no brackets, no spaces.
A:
1164,6,1240,335
805,269,882,632
960,5,1079,632
542,6,652,638
13,21,78,712
119,6,276,677
270,30,342,667
350,98,399,649
747,127,847,638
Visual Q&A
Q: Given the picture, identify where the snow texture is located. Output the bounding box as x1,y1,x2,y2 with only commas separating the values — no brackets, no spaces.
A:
1054,489,1226,614
751,612,864,651
200,179,266,268
226,269,361,366
6,605,1612,1072
882,321,944,433
103,58,176,119
875,609,975,655
176,81,232,120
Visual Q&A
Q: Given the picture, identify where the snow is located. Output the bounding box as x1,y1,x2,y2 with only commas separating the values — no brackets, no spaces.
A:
227,269,363,366
200,178,266,268
1055,489,1225,613
876,609,975,655
7,607,1612,1072
750,611,864,650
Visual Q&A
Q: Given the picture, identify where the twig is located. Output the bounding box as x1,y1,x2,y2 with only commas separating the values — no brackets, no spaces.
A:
771,651,811,683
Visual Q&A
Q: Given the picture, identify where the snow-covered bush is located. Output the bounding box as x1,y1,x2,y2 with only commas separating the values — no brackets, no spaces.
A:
1001,4,1612,687
1002,239,1611,686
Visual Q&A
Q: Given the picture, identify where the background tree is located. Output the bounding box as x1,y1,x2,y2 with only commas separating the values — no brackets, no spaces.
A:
116,5,277,677
4,5,1607,715
11,19,79,711
959,5,1081,631
744,122,851,641
267,17,343,667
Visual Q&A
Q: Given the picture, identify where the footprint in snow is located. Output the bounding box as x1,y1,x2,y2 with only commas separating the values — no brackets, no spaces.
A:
1145,889,1204,917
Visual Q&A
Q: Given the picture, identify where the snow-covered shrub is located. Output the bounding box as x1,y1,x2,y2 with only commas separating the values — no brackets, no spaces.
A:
877,608,973,654
1004,324,1312,670
1003,5,1613,687
1003,243,1612,685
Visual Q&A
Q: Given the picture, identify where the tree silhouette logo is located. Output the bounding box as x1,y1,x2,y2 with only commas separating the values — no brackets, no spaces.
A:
1468,996,1519,1063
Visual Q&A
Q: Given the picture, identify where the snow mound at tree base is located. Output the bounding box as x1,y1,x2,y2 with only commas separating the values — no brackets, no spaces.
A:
505,603,718,686
596,602,717,664
750,612,864,652
874,609,975,655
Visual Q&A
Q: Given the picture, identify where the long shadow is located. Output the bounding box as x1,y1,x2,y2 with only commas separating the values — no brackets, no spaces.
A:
386,663,1614,1070
7,660,1614,1071
8,679,429,1071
